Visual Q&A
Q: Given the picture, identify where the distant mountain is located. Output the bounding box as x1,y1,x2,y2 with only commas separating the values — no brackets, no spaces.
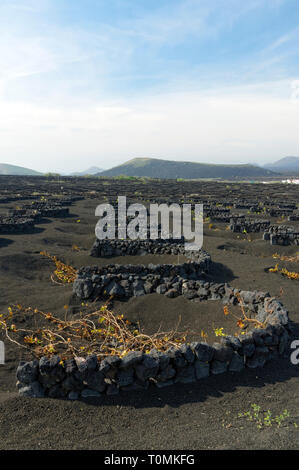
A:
70,166,104,176
264,156,299,173
99,157,277,179
0,163,42,176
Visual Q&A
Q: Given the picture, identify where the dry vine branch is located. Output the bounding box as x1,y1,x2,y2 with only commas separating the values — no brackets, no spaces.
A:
0,303,188,360
221,295,266,332
272,252,299,263
40,251,77,285
269,263,299,281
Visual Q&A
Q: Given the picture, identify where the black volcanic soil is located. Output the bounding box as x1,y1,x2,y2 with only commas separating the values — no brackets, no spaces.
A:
0,178,298,450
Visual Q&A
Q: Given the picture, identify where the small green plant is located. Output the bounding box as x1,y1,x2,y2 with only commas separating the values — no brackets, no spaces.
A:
275,410,290,427
213,327,226,337
238,404,292,430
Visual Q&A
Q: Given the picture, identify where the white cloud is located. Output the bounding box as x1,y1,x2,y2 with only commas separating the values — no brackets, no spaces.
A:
0,0,297,172
0,80,298,172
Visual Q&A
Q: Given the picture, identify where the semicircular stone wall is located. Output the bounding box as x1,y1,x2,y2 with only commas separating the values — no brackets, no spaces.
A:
15,240,291,400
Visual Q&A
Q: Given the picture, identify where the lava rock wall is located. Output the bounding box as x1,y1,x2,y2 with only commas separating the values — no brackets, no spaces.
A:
15,287,290,399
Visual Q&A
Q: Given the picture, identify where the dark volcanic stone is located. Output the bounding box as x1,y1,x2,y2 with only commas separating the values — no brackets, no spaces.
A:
135,355,159,382
174,365,196,384
48,384,67,399
16,360,38,384
191,342,214,362
61,375,84,393
119,351,144,369
246,346,269,368
132,280,145,297
211,360,228,375
105,280,125,297
220,335,242,352
156,365,176,382
179,344,195,363
229,352,245,372
65,358,77,375
194,360,210,379
212,343,234,362
116,368,134,387
85,370,106,392
19,381,45,398
156,284,167,295
166,347,187,368
81,388,102,398
86,354,99,371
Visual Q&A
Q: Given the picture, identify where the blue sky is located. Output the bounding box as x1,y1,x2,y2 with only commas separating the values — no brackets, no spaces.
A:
0,0,298,172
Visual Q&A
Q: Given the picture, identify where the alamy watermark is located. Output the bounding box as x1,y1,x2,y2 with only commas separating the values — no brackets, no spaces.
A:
95,196,203,251
0,341,4,365
290,340,299,365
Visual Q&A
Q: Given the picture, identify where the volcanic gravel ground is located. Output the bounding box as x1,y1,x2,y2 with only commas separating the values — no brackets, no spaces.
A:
0,191,298,450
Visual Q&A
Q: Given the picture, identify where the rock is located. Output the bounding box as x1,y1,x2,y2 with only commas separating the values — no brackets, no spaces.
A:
150,350,170,369
212,343,234,362
156,365,176,383
269,309,289,326
135,355,159,382
166,347,187,368
251,329,266,346
16,360,38,384
65,358,77,375
279,330,289,355
85,370,106,392
119,351,144,369
191,342,214,362
68,391,79,400
144,282,154,294
220,335,242,352
264,334,279,347
239,291,256,304
240,335,255,357
116,368,134,387
179,344,195,363
256,309,269,324
229,352,244,372
156,284,167,295
184,290,198,300
39,356,52,375
174,365,196,384
39,372,59,389
211,360,228,375
48,384,66,399
73,279,93,299
74,358,89,381
19,381,45,398
165,288,179,298
106,384,119,396
246,347,269,368
104,367,118,381
132,280,145,297
61,375,84,393
99,355,121,373
81,388,102,398
210,293,221,300
105,280,125,297
194,360,210,379
86,354,99,371
38,356,65,388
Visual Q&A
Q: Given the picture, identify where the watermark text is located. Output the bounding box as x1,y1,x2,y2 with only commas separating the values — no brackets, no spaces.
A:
95,196,203,251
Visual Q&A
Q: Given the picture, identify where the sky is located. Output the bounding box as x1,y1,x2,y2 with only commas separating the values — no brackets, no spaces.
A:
0,0,299,173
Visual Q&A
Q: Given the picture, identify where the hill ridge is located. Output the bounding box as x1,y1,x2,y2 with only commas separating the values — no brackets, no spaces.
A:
99,157,277,179
0,163,42,176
